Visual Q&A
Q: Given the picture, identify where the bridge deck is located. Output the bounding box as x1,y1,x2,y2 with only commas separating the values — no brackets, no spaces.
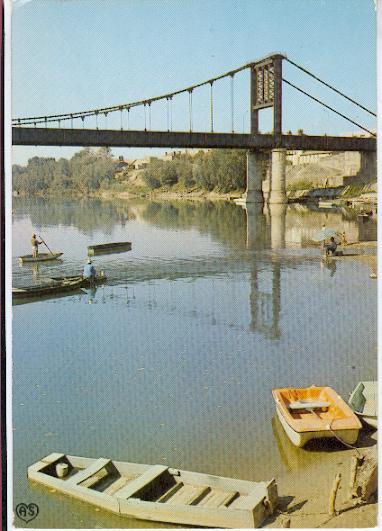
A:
12,127,375,152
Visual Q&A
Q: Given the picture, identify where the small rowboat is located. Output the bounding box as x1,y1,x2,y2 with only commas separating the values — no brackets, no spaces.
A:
349,381,377,429
12,278,83,299
87,241,132,256
28,453,278,528
18,252,63,263
272,386,362,448
47,274,107,287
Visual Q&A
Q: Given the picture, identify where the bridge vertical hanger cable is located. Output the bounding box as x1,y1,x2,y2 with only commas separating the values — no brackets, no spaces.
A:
95,111,99,130
127,107,130,130
189,90,193,132
104,112,108,129
210,82,214,132
70,114,73,129
230,74,234,133
148,102,152,130
81,117,84,129
120,107,123,130
166,98,170,131
170,97,173,131
144,103,147,131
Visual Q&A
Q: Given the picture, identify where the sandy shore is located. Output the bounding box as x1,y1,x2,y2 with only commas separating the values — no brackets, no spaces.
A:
265,428,377,529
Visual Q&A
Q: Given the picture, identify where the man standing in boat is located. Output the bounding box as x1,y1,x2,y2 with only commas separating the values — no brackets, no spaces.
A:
83,258,97,281
31,234,43,258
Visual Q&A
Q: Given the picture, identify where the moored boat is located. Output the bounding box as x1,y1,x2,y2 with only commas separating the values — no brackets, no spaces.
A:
47,274,107,287
87,242,132,256
12,278,83,299
19,252,63,263
348,381,377,429
28,453,278,528
272,386,362,448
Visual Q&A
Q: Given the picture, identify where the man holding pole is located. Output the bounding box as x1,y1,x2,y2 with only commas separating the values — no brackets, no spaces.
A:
31,234,43,258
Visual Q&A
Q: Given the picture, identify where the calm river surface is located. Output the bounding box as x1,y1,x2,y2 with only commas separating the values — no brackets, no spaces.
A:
12,197,377,528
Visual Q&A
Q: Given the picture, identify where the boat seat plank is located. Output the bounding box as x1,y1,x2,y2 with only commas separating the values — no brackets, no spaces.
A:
289,400,330,410
69,458,110,485
197,489,239,508
79,467,110,489
156,482,184,503
103,477,132,496
164,485,211,506
115,465,168,499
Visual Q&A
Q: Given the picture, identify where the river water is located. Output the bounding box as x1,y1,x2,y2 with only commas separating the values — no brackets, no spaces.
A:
12,197,377,528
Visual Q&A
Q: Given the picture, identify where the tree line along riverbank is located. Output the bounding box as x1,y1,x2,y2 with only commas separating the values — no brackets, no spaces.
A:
12,147,376,203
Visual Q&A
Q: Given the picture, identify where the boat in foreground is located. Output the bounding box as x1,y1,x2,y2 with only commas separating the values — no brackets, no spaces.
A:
87,241,132,256
12,278,83,299
348,381,377,429
28,453,278,528
19,252,63,263
272,386,362,448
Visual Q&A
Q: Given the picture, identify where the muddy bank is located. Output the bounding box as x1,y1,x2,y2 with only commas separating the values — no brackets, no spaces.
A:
265,429,377,529
98,188,242,202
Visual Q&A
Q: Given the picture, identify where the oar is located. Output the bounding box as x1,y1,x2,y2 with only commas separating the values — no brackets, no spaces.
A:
38,235,54,256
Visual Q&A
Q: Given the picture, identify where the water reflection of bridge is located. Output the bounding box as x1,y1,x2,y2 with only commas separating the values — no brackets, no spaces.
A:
243,202,376,340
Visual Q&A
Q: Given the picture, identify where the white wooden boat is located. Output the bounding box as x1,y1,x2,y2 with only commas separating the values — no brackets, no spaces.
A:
18,252,63,263
272,386,362,447
28,453,278,528
348,381,377,429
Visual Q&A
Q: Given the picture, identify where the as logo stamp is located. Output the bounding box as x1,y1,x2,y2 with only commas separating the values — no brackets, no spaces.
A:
15,503,39,523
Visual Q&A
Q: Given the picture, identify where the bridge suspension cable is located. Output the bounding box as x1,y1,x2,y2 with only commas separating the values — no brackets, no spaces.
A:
285,58,376,116
283,78,376,136
12,60,253,126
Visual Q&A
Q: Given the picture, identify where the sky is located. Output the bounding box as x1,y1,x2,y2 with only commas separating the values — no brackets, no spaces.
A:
10,0,377,165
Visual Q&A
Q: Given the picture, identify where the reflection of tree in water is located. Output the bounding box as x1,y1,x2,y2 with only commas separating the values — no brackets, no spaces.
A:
14,196,247,248
143,201,247,249
14,197,134,236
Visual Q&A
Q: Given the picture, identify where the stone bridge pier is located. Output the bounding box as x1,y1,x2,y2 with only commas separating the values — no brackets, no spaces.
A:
243,148,287,204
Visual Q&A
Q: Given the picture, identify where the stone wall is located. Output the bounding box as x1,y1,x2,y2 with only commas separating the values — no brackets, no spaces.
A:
286,151,376,188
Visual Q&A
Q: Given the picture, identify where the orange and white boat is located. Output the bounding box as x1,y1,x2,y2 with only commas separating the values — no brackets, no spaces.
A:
272,386,362,448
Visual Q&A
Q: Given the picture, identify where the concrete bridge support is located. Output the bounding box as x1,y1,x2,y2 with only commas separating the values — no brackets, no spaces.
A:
242,150,264,203
262,164,271,204
269,148,287,204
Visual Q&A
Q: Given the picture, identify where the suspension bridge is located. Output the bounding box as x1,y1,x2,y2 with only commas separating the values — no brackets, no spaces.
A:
12,52,376,204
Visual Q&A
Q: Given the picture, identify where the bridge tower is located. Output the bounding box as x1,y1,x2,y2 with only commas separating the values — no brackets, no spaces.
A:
242,53,287,204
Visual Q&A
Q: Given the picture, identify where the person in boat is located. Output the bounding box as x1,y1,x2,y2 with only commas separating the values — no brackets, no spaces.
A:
83,258,97,281
325,236,337,256
31,234,43,258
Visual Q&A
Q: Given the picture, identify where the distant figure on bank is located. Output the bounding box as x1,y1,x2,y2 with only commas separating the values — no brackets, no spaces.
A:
325,236,337,256
31,233,42,258
83,258,96,280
